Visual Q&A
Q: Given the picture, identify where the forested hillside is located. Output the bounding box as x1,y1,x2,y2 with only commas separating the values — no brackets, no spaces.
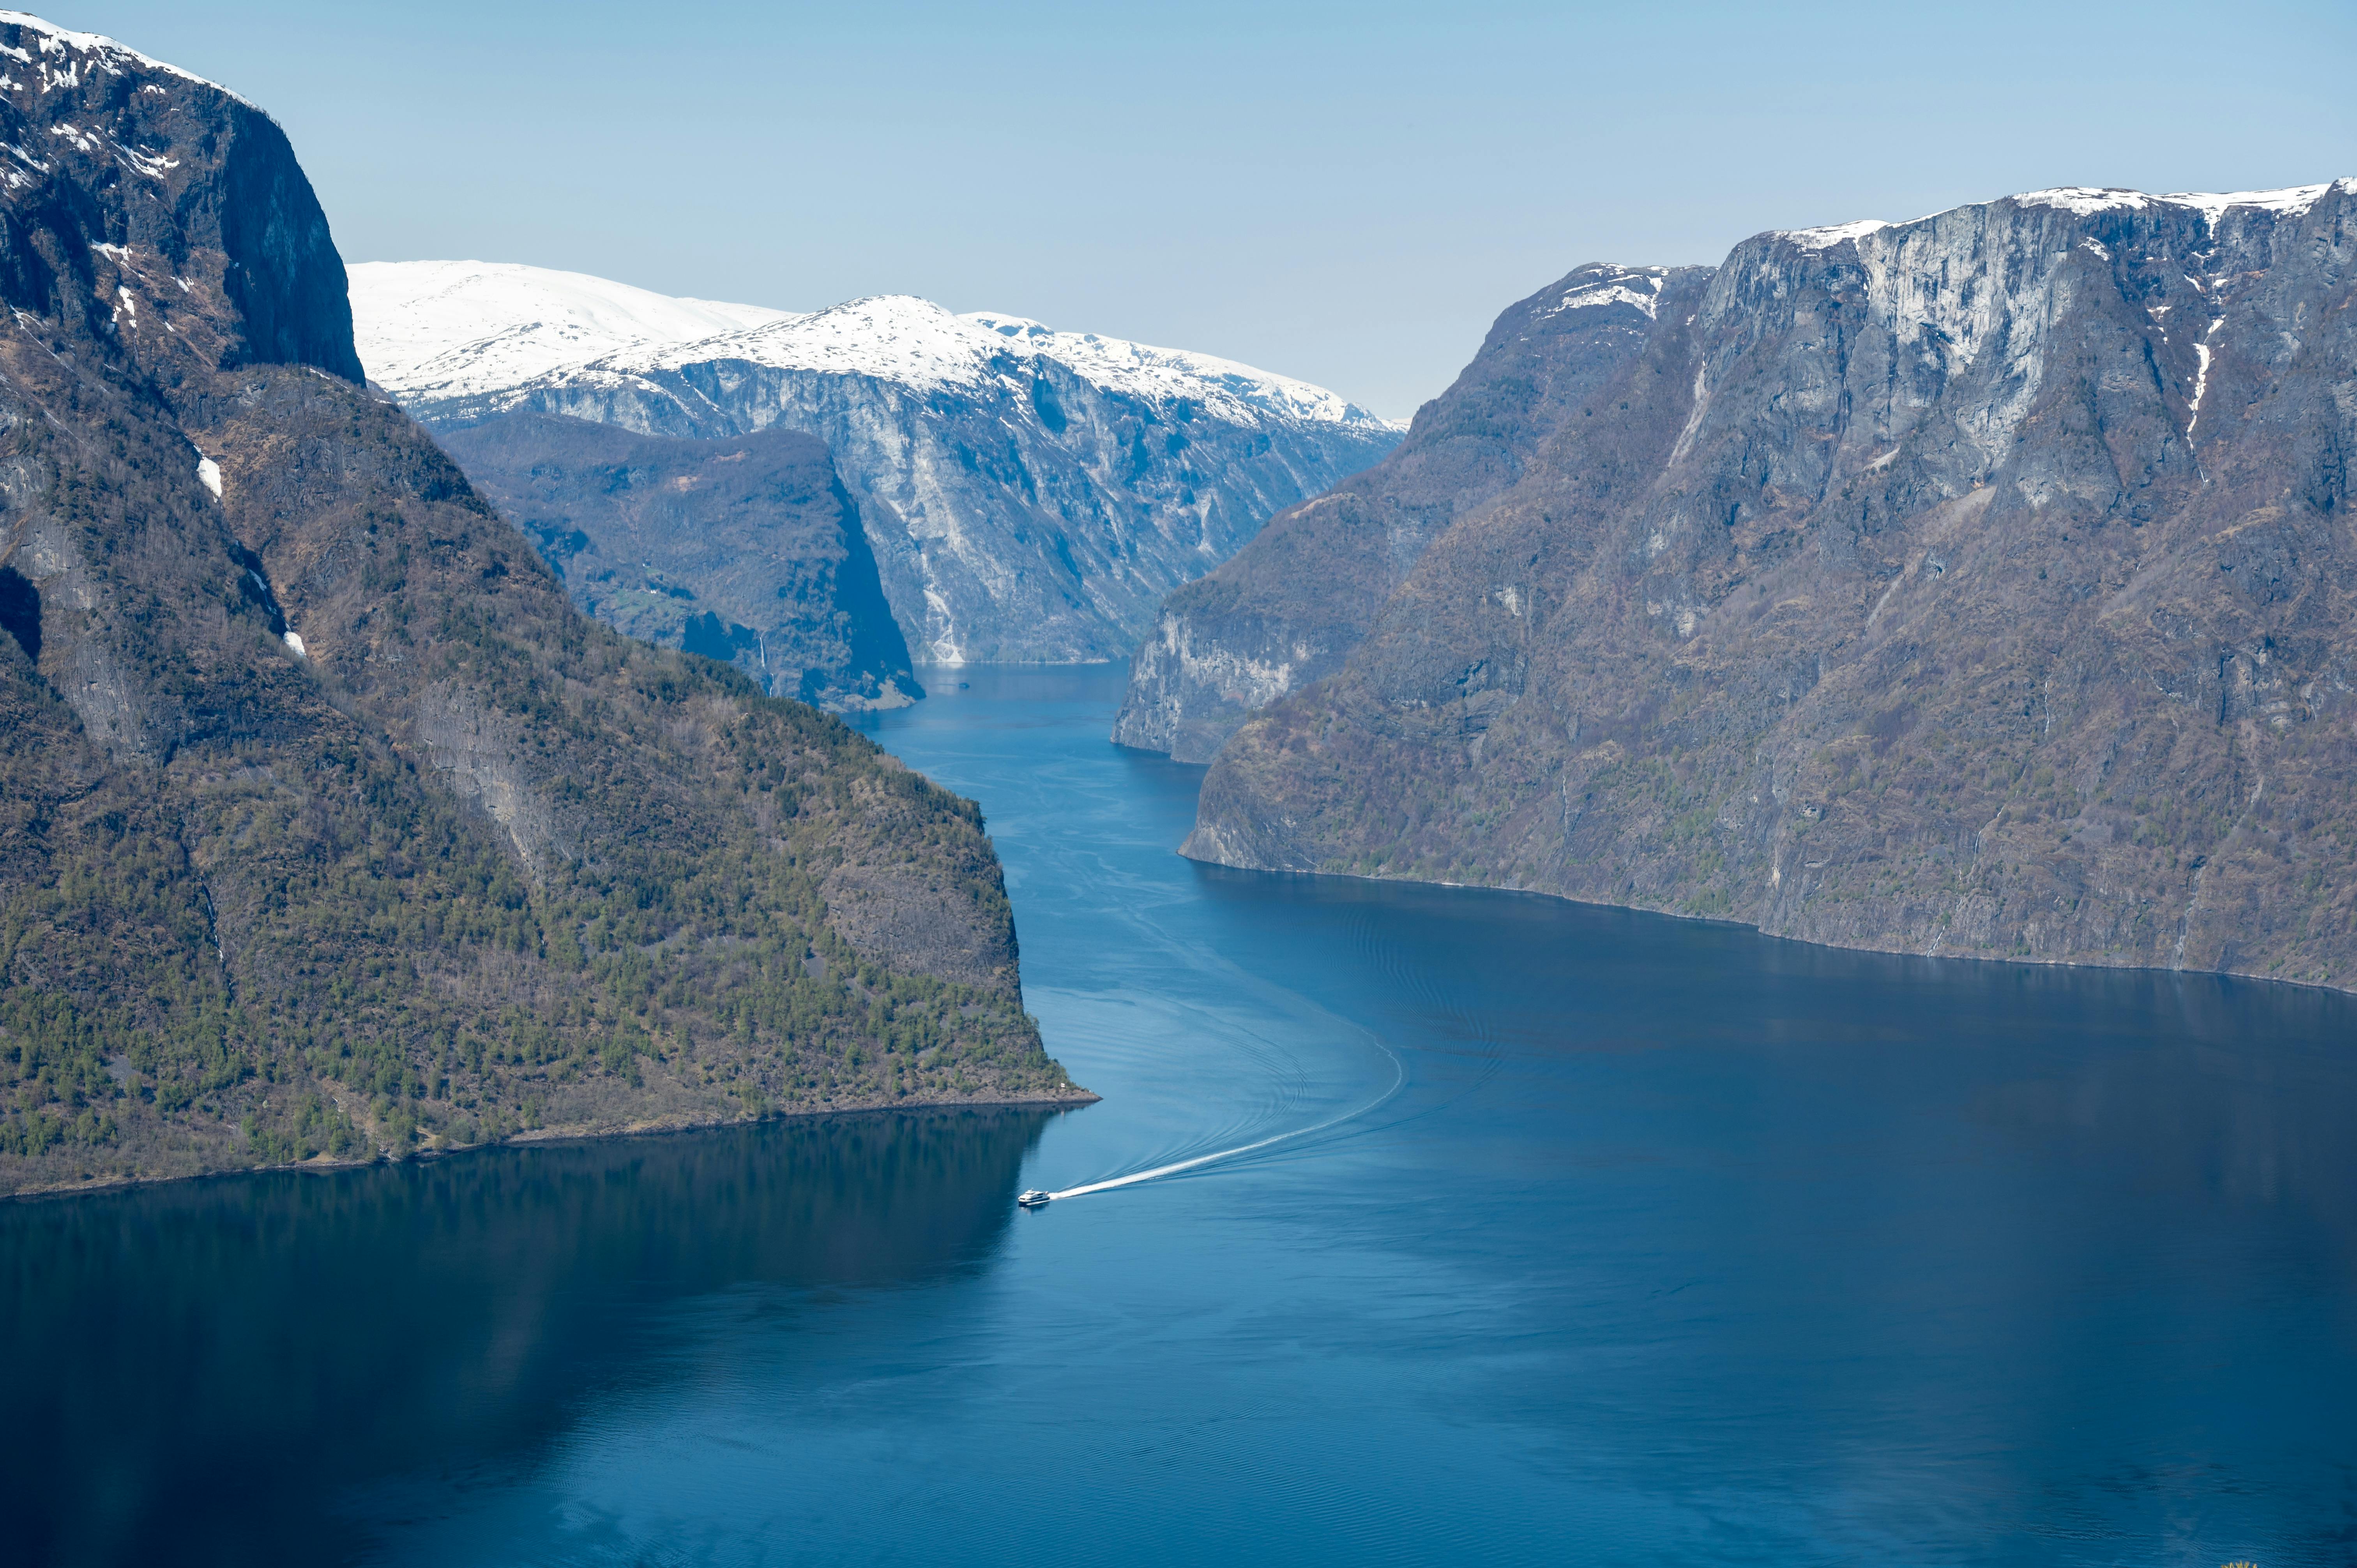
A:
438,413,922,710
0,17,1085,1195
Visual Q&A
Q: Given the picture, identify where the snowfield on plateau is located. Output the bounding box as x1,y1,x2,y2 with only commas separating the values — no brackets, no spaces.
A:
350,261,1397,434
350,262,1405,667
346,261,796,403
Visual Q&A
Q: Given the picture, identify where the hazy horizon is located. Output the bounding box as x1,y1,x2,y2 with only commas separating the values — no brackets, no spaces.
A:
41,0,2357,418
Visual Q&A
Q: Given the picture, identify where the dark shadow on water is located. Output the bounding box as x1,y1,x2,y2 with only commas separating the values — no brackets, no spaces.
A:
1187,863,2357,1229
1186,861,2357,1052
0,1106,1062,1568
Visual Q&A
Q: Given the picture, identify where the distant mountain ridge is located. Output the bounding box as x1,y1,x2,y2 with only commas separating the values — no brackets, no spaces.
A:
438,414,923,712
351,263,1404,665
1169,178,2357,992
352,263,1387,429
347,260,793,403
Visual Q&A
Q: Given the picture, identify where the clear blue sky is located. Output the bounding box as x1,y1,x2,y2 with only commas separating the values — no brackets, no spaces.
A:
44,0,2357,417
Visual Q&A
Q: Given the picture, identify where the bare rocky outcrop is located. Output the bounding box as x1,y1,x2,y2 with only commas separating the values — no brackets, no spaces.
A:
1186,183,2357,992
1113,265,1704,759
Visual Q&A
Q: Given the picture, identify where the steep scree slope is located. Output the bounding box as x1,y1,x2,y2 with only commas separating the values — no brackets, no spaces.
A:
1187,184,2357,990
352,265,1405,665
0,16,1083,1196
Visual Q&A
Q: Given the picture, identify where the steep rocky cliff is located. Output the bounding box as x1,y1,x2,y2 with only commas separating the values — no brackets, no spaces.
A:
1187,183,2357,991
0,17,1085,1196
436,413,921,710
351,265,1404,664
1113,265,1709,760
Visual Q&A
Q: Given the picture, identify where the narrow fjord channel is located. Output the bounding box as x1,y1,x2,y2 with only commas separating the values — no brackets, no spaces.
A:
9,666,2355,1566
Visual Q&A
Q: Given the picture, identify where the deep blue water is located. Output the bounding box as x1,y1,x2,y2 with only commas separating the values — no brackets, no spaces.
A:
7,665,2355,1566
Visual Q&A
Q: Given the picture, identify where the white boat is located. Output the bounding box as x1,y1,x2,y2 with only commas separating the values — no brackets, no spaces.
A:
1017,1190,1053,1209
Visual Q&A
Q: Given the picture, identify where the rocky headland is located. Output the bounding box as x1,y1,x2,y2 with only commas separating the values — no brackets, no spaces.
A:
1177,184,2357,991
0,17,1087,1196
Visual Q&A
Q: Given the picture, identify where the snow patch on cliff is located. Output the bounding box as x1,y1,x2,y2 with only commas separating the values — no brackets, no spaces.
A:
1540,267,1670,319
0,11,258,108
2014,183,2342,221
1776,219,1892,251
2189,316,2224,438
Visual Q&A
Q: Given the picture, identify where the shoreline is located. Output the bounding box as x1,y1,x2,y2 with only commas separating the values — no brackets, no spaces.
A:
1186,855,2357,1000
4,1084,1102,1203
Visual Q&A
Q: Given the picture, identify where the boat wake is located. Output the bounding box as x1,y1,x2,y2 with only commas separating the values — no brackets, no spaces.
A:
1040,1038,1406,1204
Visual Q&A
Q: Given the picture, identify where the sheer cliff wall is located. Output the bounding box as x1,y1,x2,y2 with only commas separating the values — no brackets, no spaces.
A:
1186,185,2357,990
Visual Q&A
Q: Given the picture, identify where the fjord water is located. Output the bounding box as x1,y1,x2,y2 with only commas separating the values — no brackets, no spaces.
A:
8,669,2354,1566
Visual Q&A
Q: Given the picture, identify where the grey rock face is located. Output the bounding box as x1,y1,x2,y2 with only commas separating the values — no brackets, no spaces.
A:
1186,182,2357,991
0,18,357,381
436,414,921,710
1113,265,1708,759
373,291,1404,666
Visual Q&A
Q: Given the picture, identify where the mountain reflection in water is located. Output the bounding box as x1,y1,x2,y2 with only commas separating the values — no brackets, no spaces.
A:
2,1109,1058,1566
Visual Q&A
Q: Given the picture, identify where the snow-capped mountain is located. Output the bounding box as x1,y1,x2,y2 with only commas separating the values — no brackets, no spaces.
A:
348,261,793,401
352,264,1403,664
